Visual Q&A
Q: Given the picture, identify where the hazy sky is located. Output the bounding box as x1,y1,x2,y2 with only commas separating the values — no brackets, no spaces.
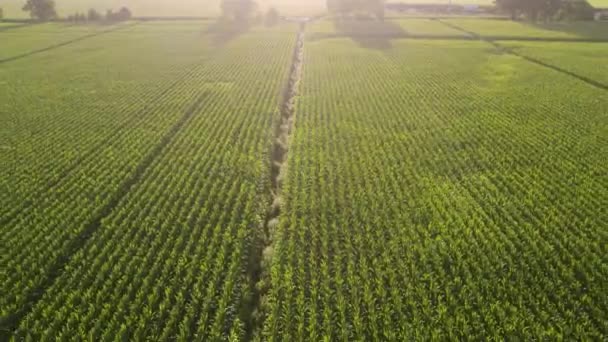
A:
0,0,328,18
2,0,605,18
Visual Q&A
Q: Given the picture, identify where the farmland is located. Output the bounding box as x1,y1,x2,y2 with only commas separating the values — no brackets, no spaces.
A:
1,21,297,340
500,41,608,85
1,10,608,342
309,18,469,39
2,0,608,18
260,33,608,340
6,0,608,19
441,18,608,40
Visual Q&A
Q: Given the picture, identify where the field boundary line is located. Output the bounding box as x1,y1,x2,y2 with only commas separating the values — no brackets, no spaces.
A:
491,44,608,90
0,22,139,65
434,18,608,91
0,92,208,337
309,32,608,43
242,23,306,341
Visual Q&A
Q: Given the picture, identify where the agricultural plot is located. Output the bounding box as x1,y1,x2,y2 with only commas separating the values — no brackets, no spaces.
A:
0,21,209,222
13,28,297,340
260,37,608,340
1,20,214,323
1,22,298,340
0,22,132,61
0,22,23,29
309,18,468,40
443,18,608,40
535,21,608,40
2,14,607,341
500,41,608,86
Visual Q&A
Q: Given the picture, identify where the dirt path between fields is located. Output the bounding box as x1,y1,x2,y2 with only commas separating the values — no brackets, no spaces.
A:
243,22,306,340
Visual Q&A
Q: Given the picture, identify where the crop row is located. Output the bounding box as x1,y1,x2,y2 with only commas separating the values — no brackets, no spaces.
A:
0,22,215,221
11,29,297,340
0,24,221,220
260,38,607,340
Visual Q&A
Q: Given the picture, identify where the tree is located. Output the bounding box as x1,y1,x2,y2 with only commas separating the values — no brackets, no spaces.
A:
495,0,578,21
265,7,279,26
117,7,132,20
327,0,386,19
88,8,101,21
558,0,595,20
221,0,257,21
0,7,4,19
22,0,57,21
106,7,132,21
495,0,525,19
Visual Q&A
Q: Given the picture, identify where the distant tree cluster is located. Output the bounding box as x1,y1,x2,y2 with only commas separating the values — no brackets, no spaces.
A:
218,0,279,27
221,0,258,21
23,0,57,21
327,0,386,20
496,0,595,21
106,7,132,21
66,7,131,23
0,7,4,19
21,0,131,23
88,8,102,21
265,7,280,26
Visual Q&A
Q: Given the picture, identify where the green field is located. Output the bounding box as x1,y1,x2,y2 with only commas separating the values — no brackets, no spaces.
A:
0,23,134,61
1,21,297,340
310,18,469,38
444,18,608,40
501,41,608,85
1,15,607,341
261,37,607,340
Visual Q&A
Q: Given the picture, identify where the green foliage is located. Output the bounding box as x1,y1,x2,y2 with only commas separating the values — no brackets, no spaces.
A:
1,22,298,340
1,17,607,341
557,0,596,20
260,37,608,340
502,41,608,84
22,0,56,21
496,0,596,21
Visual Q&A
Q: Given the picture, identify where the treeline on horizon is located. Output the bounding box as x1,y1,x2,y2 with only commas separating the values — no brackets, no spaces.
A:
0,0,132,22
0,0,601,27
495,0,598,21
221,0,600,21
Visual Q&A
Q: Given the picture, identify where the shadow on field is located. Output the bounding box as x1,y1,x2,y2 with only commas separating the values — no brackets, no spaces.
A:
526,21,608,40
332,17,406,50
205,19,251,46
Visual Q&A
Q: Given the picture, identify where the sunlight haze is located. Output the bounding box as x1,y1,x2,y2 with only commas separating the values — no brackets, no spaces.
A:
0,0,328,18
